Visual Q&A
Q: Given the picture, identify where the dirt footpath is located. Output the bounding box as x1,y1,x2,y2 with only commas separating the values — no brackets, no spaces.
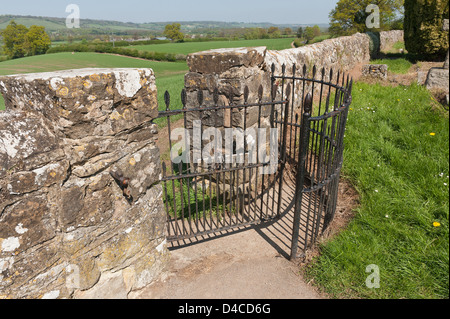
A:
130,223,323,299
129,173,358,300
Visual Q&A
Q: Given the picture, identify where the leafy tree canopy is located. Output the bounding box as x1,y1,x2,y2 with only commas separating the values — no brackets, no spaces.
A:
1,21,51,59
329,0,404,36
163,23,185,42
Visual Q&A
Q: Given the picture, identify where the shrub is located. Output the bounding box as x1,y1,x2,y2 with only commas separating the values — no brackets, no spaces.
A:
45,42,178,62
367,31,381,59
404,0,449,59
293,38,305,48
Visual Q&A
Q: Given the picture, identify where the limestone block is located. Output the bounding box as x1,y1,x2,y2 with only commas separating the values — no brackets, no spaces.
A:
0,68,158,139
0,68,168,299
0,112,64,180
425,67,449,93
187,47,267,74
361,64,388,80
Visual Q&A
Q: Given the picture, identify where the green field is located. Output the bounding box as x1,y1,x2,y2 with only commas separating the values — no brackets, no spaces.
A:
0,17,66,31
132,37,295,55
0,52,189,111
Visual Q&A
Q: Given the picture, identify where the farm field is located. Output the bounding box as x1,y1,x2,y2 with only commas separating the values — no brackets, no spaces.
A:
132,37,296,54
0,52,189,110
0,37,296,110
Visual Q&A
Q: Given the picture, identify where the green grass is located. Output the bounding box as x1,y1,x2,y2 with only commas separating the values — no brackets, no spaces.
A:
391,41,406,51
0,17,66,31
370,57,413,74
305,82,449,299
163,163,231,221
0,52,188,77
0,52,188,111
132,37,296,55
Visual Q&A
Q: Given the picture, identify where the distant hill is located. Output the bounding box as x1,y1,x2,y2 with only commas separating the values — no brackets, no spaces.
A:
0,14,329,35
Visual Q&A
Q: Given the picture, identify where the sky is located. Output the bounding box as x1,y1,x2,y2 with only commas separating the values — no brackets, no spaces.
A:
0,0,339,24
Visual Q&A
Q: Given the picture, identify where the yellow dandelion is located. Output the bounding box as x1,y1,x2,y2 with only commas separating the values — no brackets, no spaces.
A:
433,222,441,228
430,133,436,136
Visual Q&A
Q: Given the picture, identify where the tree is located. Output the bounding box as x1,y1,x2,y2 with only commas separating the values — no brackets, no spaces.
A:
258,28,269,39
329,0,404,36
283,27,293,36
24,25,51,56
296,27,304,39
312,25,321,38
1,21,52,59
404,0,449,58
163,23,185,42
304,26,316,43
1,20,29,59
267,26,281,38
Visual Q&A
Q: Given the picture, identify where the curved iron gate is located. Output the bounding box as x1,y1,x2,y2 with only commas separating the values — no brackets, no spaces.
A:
157,63,352,260
273,64,353,259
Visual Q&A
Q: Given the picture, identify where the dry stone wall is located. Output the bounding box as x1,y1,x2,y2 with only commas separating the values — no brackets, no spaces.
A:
184,30,403,121
185,32,371,126
0,68,168,299
380,30,404,51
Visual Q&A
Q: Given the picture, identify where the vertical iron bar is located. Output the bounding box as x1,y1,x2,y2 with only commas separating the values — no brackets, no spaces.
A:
291,93,312,260
178,162,186,237
277,85,291,218
256,85,263,221
162,163,171,238
289,64,297,159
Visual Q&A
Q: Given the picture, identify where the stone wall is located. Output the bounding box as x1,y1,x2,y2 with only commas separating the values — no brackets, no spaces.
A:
0,68,168,299
380,30,404,51
185,32,372,127
185,30,403,119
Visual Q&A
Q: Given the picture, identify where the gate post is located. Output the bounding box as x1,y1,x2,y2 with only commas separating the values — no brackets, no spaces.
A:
290,93,312,260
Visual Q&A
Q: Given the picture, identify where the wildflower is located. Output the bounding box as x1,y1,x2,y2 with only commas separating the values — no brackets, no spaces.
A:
375,190,379,193
385,215,389,218
430,133,436,136
445,183,448,186
433,222,441,228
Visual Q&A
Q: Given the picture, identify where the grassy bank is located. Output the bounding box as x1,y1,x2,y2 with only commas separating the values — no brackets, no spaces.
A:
305,81,449,299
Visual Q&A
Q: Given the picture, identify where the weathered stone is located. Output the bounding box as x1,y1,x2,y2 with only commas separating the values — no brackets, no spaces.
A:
0,112,63,179
361,64,388,80
0,68,158,139
73,270,129,299
380,30,404,52
425,67,450,93
0,68,168,299
187,47,266,74
0,195,57,255
0,237,62,297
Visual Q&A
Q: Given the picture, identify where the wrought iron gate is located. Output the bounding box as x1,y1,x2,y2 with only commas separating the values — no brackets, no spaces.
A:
157,63,353,260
